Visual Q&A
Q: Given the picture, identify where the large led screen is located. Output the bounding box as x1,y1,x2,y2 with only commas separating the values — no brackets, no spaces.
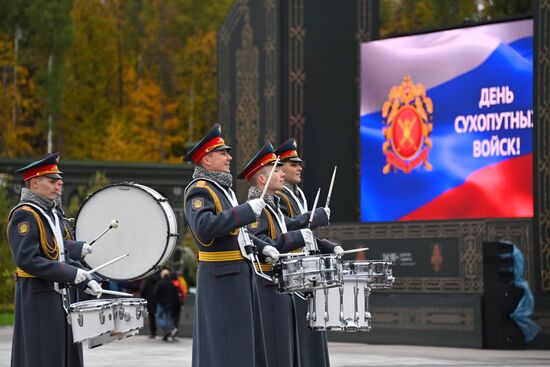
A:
360,19,533,222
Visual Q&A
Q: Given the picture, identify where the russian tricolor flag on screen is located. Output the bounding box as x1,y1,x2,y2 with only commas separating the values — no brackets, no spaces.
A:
360,19,533,222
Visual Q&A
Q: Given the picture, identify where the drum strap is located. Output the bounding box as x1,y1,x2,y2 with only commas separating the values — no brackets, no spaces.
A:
282,186,308,214
185,180,240,237
277,192,296,218
185,178,257,262
13,205,60,260
9,204,69,310
254,263,273,272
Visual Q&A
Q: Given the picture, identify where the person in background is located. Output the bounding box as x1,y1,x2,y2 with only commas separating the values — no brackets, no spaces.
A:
140,270,161,339
171,271,187,332
153,269,179,341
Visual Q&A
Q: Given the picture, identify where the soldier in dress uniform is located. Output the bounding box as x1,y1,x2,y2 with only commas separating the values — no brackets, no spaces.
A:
274,138,344,367
7,152,100,367
54,177,91,367
183,123,277,367
238,141,332,367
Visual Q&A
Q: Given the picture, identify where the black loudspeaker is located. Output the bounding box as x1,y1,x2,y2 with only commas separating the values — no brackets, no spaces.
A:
482,241,525,349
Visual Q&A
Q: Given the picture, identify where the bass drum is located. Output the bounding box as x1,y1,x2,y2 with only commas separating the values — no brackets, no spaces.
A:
75,183,178,281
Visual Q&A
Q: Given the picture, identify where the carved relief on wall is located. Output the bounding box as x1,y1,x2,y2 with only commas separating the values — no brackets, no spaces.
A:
264,0,279,144
236,16,260,199
288,0,306,151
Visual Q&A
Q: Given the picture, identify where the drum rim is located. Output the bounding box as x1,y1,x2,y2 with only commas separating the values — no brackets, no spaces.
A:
75,182,178,281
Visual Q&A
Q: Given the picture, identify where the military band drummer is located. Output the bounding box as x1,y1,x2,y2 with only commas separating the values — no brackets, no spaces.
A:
7,153,100,367
275,138,343,367
183,123,278,367
239,141,334,367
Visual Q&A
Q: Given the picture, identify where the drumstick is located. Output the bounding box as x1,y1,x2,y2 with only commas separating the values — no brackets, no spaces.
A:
336,247,369,257
261,156,281,200
89,219,119,246
307,188,321,228
325,166,337,209
88,253,129,275
98,289,133,297
277,252,307,258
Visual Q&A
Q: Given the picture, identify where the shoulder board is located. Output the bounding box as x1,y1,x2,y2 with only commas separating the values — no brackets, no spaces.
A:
195,180,208,188
9,204,37,221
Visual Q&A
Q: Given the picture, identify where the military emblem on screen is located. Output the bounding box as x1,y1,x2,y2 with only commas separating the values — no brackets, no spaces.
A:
381,74,433,174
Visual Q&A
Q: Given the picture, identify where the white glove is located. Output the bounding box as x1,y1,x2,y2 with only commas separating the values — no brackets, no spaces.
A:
323,207,331,221
84,280,103,298
80,243,93,258
74,269,92,284
300,228,316,253
248,198,267,217
262,245,280,262
333,245,344,256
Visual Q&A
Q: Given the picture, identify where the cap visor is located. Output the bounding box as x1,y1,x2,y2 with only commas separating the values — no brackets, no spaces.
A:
44,173,63,180
212,145,231,152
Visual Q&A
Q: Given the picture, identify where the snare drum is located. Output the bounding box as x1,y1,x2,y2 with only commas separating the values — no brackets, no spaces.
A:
112,298,147,333
75,183,178,281
308,279,371,332
69,299,116,343
344,260,395,289
274,254,342,293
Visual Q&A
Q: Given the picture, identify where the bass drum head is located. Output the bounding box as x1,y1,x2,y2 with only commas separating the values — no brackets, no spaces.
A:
75,183,178,281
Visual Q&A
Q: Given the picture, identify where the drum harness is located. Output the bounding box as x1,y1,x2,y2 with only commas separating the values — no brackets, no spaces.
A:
184,178,272,281
10,202,72,316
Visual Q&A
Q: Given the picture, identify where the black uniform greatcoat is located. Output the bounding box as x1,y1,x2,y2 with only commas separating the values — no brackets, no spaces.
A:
7,200,86,367
184,178,268,367
245,199,307,367
277,185,334,367
59,210,86,367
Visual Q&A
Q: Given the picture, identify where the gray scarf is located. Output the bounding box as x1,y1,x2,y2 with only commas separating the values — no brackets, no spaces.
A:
20,187,55,212
283,181,300,196
193,166,233,188
247,185,278,209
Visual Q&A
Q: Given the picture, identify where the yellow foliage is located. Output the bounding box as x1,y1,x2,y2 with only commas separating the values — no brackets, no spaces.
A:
0,36,41,157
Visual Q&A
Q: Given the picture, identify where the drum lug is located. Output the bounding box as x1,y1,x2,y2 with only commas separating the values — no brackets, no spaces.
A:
136,305,143,320
124,312,131,322
343,318,358,332
78,313,84,327
119,306,125,320
99,310,105,325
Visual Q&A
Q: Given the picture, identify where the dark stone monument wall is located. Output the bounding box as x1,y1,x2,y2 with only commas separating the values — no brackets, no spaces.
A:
214,0,550,348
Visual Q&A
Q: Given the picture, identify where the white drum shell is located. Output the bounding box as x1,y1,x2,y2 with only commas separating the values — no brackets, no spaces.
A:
112,298,147,333
69,300,115,343
308,279,371,331
75,183,178,281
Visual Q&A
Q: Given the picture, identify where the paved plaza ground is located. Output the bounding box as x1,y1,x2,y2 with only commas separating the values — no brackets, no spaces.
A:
1,326,548,367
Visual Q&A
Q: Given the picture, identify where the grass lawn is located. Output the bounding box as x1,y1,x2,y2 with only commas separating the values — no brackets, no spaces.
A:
0,313,14,326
